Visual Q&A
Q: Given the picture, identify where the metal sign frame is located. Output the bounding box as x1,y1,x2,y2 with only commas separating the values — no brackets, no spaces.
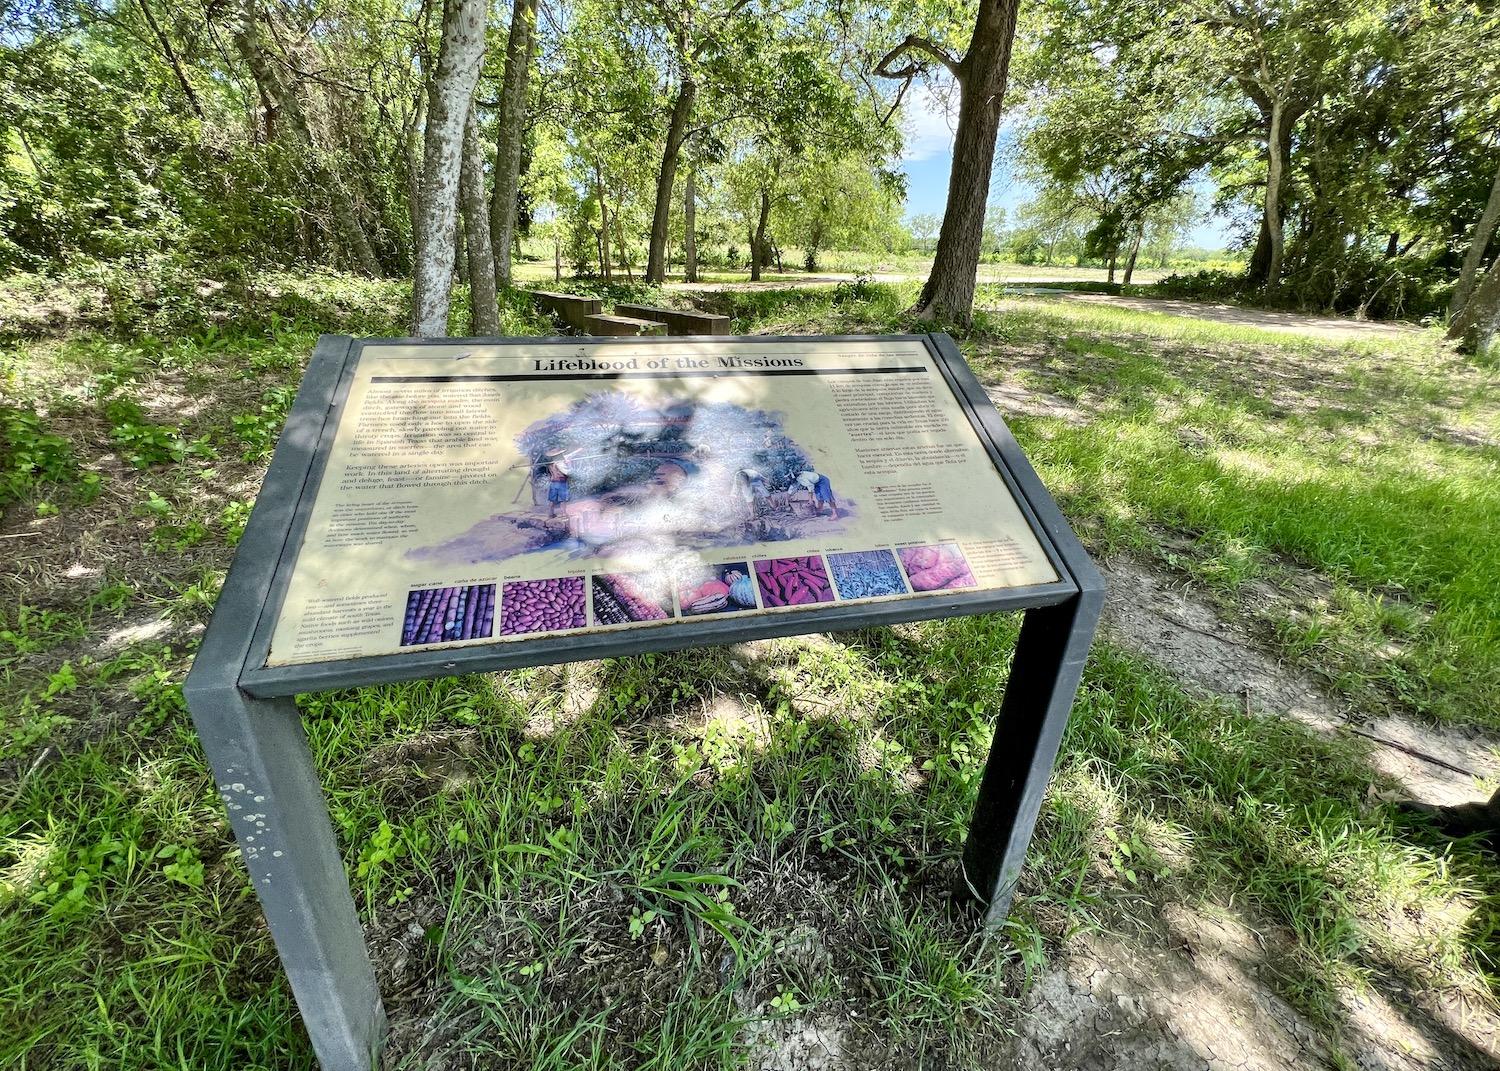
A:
184,332,1103,1070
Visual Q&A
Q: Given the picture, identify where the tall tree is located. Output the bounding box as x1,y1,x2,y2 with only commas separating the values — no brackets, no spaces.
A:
489,0,539,287
412,0,488,335
879,0,1024,321
638,0,757,284
460,109,500,333
233,0,383,275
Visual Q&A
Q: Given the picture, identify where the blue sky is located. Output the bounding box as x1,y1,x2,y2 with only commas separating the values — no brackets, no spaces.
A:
897,83,1234,251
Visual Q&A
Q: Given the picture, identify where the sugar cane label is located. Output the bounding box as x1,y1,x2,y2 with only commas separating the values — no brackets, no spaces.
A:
263,338,1059,666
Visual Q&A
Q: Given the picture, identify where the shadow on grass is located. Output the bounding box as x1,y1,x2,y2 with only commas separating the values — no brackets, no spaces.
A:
825,615,1500,1066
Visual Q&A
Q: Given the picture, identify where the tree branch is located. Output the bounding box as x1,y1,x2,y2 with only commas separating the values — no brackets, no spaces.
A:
874,33,960,81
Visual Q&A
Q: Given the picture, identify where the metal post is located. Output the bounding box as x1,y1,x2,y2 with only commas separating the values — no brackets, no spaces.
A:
183,332,384,1067
186,682,385,1069
957,585,1105,925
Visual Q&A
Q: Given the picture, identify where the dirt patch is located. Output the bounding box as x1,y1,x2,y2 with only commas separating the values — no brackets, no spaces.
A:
742,1016,847,1070
1101,555,1500,807
1015,899,1500,1071
1062,294,1421,343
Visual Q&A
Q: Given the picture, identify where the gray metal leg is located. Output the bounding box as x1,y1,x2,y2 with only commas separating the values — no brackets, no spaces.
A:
958,586,1104,925
186,681,386,1070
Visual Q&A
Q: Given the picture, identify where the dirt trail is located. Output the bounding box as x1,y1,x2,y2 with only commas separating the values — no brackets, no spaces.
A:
1060,293,1423,343
1102,557,1500,807
660,272,1421,345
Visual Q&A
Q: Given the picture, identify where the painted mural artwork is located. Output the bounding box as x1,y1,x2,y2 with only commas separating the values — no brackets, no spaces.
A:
408,390,854,565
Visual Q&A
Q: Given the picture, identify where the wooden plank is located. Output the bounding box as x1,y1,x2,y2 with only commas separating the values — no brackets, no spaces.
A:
582,313,668,336
527,290,603,331
615,303,731,335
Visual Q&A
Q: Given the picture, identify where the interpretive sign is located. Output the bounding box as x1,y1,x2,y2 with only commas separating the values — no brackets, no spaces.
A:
186,332,1102,1071
262,337,1057,670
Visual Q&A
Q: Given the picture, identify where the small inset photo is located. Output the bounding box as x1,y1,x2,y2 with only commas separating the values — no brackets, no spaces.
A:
500,576,586,635
826,549,908,600
400,583,495,646
592,571,672,625
754,556,834,607
677,562,757,616
896,543,976,592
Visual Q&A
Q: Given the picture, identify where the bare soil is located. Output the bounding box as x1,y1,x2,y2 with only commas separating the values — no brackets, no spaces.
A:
1062,293,1423,343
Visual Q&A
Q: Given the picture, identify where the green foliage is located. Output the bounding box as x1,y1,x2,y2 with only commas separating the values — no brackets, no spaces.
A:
231,386,297,462
0,406,75,505
103,398,212,468
1012,0,1500,314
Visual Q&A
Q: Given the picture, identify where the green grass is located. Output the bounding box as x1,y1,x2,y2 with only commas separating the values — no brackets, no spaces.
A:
2,272,1498,1067
948,292,1499,726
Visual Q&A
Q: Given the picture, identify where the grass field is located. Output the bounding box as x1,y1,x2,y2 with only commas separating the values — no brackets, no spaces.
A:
2,273,1497,1067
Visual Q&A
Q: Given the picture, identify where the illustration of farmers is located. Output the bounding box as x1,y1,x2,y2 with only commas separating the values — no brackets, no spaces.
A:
544,447,575,518
736,468,770,516
795,468,839,518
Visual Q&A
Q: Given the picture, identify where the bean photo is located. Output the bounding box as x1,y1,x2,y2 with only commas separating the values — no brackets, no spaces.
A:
500,576,587,635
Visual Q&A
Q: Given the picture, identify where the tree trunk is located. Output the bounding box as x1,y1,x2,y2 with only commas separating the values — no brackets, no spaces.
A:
751,190,772,283
1246,100,1296,287
1122,223,1143,285
460,108,500,334
455,218,468,285
412,0,488,335
1264,96,1287,292
596,164,612,282
684,168,698,283
1248,213,1271,281
1452,160,1500,317
489,0,538,288
1384,231,1400,259
136,0,204,118
646,79,697,283
616,214,634,281
1107,251,1117,284
405,90,427,254
912,0,1022,322
1449,250,1500,353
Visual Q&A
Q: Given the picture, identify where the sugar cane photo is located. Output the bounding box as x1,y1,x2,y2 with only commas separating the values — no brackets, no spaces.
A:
398,583,496,646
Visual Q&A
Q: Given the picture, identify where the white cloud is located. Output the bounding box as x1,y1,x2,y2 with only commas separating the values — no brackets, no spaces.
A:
900,80,958,164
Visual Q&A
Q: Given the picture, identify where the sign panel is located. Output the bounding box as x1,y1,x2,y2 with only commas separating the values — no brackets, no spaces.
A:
263,337,1059,667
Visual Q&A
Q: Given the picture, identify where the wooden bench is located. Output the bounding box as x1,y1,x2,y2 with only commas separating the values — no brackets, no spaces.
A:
528,291,603,331
614,303,731,336
582,313,667,337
